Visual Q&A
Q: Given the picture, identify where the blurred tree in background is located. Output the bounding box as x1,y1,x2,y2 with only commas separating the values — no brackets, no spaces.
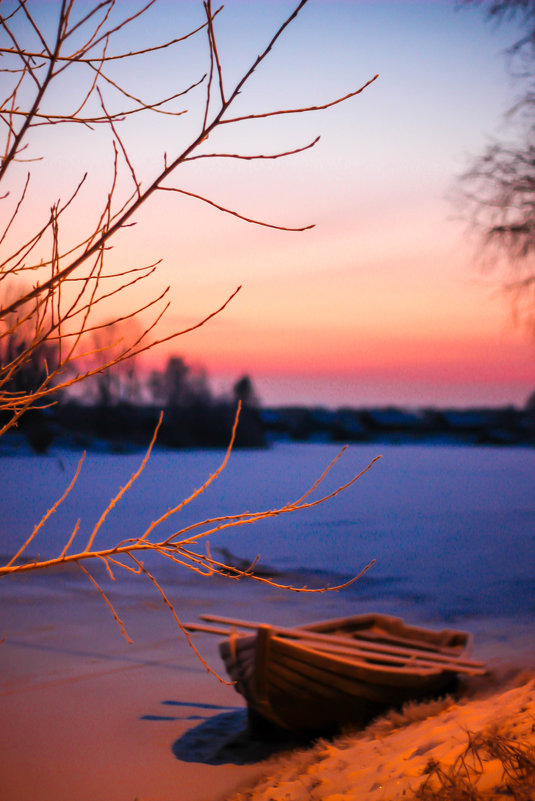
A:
460,0,535,336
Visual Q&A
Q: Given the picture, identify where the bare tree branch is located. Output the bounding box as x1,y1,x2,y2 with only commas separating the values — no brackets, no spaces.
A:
0,0,379,661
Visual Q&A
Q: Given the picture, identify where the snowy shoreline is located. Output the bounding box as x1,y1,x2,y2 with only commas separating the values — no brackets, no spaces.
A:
2,572,534,801
224,672,535,801
2,442,534,799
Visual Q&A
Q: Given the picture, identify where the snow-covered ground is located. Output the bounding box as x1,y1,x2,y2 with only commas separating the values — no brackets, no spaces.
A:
2,442,534,652
1,442,534,801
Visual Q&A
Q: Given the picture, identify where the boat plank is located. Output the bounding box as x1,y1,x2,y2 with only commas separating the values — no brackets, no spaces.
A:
201,614,485,672
280,636,485,675
272,637,442,693
269,646,403,704
300,614,469,655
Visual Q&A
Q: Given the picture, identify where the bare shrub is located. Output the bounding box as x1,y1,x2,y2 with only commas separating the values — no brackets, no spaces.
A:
0,0,378,654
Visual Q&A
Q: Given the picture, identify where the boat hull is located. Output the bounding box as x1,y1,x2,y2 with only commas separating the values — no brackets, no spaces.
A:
218,613,472,736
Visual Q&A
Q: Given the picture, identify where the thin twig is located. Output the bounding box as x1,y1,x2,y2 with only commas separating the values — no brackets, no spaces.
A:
6,451,86,567
84,412,163,551
158,186,314,231
77,561,133,644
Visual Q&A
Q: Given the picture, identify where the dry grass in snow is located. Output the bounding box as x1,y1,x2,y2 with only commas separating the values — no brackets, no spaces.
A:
226,673,535,801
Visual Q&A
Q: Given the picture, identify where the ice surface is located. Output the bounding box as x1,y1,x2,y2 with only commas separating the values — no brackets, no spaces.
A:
1,442,534,645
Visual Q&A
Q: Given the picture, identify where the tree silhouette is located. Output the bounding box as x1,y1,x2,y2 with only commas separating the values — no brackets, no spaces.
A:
460,0,535,334
233,375,260,408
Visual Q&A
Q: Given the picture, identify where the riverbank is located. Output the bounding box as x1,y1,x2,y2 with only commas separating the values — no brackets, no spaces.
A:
226,671,535,801
1,571,534,801
2,442,534,800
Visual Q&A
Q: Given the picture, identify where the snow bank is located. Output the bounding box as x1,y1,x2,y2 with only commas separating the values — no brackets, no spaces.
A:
227,673,535,801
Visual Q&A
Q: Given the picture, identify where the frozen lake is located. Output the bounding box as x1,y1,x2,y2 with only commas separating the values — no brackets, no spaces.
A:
1,442,534,651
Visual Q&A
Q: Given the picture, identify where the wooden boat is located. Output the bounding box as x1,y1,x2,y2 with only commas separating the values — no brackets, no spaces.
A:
187,613,486,736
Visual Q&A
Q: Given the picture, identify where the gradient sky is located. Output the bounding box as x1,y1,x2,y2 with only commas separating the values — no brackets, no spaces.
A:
9,0,535,407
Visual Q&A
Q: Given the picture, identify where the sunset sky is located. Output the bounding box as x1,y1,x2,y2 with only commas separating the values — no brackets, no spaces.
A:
11,0,535,407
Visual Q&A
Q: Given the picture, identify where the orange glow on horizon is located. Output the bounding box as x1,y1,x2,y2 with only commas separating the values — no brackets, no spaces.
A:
139,322,533,388
5,0,533,409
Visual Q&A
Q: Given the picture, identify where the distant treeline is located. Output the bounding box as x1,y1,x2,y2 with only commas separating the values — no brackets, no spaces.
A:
261,404,535,447
2,351,534,453
0,356,266,453
4,400,535,455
